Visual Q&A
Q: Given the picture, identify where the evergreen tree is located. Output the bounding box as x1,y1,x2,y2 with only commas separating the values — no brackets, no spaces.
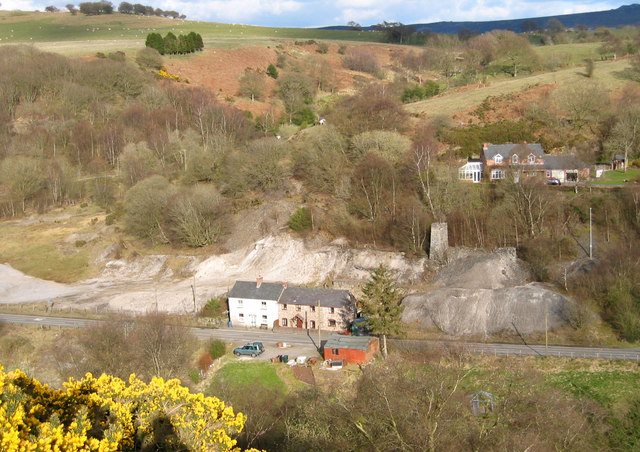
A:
163,32,178,54
360,264,404,358
145,32,164,54
188,31,204,51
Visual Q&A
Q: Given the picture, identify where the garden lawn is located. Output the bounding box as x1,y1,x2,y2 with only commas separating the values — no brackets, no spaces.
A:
593,168,640,185
214,361,287,393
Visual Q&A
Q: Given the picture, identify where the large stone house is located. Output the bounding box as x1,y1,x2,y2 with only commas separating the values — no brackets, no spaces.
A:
458,143,590,183
228,278,356,332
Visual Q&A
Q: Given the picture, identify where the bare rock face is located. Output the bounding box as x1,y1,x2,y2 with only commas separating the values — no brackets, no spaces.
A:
402,283,570,335
433,248,529,289
403,248,574,336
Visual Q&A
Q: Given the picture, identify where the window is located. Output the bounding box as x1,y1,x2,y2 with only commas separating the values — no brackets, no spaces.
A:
546,170,551,178
282,318,288,327
528,154,535,164
311,306,316,312
328,319,336,327
332,348,340,355
237,300,243,305
330,307,335,314
494,154,503,164
261,301,267,309
296,305,301,311
491,169,505,180
262,315,267,321
512,154,518,164
282,304,287,310
309,320,315,329
238,313,244,321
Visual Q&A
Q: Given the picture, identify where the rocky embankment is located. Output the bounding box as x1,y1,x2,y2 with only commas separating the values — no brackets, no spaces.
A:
402,248,574,336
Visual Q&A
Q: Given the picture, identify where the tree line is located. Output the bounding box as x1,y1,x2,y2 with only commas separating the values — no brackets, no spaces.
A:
61,1,184,18
145,31,203,55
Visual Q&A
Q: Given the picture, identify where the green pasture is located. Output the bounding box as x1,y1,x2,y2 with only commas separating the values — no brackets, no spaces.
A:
534,41,602,65
592,168,640,185
212,361,287,392
405,58,632,118
547,370,640,410
0,11,382,55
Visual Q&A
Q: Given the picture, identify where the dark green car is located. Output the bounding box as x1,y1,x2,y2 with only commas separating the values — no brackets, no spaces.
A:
233,342,265,357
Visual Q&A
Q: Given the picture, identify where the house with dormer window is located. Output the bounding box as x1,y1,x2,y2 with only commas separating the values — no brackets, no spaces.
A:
481,143,545,181
458,142,590,183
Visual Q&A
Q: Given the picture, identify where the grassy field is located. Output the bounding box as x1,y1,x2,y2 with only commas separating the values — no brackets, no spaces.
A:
0,11,383,55
592,168,640,185
213,361,288,392
535,42,603,65
405,58,631,118
0,205,104,282
547,370,640,410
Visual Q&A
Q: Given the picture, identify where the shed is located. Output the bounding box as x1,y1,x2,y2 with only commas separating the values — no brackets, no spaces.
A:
323,334,380,364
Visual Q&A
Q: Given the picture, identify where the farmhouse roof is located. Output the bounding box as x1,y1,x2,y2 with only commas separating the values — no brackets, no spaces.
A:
228,280,285,301
280,287,353,309
483,143,544,160
324,334,377,351
543,155,589,170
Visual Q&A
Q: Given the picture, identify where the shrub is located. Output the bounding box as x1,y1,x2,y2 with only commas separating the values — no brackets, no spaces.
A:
267,63,279,79
401,80,440,103
290,207,312,232
189,368,203,383
317,42,329,54
344,47,382,77
209,340,226,360
200,297,223,317
136,47,163,70
291,107,315,126
198,352,214,372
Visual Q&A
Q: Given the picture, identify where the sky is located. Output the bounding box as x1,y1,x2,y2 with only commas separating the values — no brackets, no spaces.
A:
0,0,633,28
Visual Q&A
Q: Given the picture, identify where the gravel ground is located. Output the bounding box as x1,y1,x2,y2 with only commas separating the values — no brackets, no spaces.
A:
231,342,321,363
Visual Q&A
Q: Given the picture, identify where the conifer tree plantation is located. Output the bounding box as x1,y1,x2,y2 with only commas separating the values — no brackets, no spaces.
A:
0,8,640,451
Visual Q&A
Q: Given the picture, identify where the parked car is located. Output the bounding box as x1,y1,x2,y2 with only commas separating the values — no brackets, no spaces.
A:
546,177,561,185
233,342,265,357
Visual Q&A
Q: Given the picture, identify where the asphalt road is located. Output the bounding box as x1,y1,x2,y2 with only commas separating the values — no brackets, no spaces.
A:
2,313,640,362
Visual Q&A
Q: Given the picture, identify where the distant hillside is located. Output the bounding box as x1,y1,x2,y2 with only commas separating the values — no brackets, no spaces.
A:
323,4,640,34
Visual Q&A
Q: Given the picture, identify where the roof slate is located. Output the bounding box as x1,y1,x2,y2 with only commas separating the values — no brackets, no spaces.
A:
280,287,353,309
324,334,377,351
484,143,544,160
228,280,285,301
543,155,589,170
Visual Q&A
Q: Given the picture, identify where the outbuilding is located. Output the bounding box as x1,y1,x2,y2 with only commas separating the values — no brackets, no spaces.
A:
323,334,380,364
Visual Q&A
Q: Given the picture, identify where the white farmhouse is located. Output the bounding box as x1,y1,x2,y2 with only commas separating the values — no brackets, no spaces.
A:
228,277,284,328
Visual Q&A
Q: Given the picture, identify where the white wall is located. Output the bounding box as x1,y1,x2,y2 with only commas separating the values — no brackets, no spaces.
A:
229,297,279,328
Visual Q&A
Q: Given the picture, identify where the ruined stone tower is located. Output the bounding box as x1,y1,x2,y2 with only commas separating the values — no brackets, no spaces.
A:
429,222,449,261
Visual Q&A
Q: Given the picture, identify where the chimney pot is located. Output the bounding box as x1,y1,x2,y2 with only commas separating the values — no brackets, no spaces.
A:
256,276,263,288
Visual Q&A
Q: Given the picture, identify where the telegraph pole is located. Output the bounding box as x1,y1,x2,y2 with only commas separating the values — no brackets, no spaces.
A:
589,207,593,259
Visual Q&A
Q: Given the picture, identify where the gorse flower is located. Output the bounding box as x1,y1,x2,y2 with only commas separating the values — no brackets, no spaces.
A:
0,365,252,451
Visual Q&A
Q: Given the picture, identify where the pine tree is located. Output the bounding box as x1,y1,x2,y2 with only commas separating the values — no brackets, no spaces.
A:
360,264,404,358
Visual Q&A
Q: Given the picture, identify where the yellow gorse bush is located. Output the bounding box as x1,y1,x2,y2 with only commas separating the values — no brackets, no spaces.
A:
0,365,250,451
157,67,182,81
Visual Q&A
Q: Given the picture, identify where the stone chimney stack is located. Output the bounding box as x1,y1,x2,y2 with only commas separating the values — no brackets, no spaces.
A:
256,276,263,288
429,222,449,262
483,143,489,151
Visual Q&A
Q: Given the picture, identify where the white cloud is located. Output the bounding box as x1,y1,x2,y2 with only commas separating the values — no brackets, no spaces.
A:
334,7,385,24
159,0,304,23
2,0,42,11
